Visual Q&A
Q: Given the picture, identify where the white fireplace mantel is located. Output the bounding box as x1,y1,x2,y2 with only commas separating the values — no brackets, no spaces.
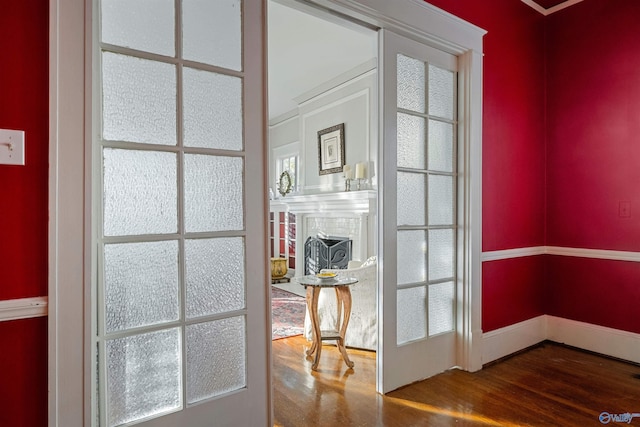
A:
270,190,377,275
270,190,376,214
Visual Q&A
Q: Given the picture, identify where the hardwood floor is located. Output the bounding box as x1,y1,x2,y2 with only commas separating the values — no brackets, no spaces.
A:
272,337,640,426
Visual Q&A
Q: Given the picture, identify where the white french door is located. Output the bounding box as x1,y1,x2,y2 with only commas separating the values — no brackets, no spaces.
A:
379,29,460,393
92,1,268,426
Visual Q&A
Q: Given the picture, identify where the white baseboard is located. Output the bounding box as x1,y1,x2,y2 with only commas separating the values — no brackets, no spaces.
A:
547,315,640,365
482,315,640,366
482,315,547,364
0,296,48,322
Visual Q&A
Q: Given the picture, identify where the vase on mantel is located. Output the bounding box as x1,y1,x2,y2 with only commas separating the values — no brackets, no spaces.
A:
270,257,288,280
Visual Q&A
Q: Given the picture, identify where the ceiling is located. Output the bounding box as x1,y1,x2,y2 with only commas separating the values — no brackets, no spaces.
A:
267,1,377,121
267,0,583,121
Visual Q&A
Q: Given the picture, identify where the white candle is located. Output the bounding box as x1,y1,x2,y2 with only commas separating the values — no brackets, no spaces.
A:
355,162,366,179
343,164,353,180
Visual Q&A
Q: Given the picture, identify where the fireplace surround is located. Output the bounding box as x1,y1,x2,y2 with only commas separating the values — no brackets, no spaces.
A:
269,190,376,277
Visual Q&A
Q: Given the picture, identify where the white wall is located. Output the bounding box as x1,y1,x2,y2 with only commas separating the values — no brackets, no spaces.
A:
269,67,377,195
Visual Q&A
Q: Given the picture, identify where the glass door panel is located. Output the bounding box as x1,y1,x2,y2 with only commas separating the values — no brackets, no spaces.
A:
94,0,267,425
380,29,458,392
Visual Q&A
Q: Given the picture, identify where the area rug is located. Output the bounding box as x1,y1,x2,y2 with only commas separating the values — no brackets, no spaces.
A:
272,287,306,340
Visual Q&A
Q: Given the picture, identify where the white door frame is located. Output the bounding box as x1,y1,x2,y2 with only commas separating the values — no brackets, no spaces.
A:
49,0,91,424
49,0,484,423
305,0,485,392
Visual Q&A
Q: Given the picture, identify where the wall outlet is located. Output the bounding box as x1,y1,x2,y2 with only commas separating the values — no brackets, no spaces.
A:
0,129,25,165
619,201,631,218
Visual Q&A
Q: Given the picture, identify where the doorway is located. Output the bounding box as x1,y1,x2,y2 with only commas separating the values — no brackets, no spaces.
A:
50,0,484,423
266,0,380,379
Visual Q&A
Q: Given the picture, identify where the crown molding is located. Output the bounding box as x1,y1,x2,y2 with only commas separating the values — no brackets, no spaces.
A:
521,0,584,16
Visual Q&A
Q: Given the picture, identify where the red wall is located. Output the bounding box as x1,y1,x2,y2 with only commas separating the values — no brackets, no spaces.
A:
483,256,546,331
0,318,48,427
545,0,640,330
427,0,547,331
0,1,49,425
0,0,49,300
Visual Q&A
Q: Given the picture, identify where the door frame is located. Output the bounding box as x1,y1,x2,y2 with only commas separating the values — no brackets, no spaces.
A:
304,0,485,392
49,0,484,423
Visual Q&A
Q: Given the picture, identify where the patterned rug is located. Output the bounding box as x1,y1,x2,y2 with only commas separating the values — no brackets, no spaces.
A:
272,287,306,340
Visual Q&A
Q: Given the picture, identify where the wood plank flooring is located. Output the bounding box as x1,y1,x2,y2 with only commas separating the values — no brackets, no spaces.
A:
272,337,640,426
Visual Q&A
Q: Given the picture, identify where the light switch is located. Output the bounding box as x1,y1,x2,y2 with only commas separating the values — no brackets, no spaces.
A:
0,129,25,165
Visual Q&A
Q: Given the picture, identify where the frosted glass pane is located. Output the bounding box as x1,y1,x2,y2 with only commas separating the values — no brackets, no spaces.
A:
397,113,426,169
104,241,179,332
397,286,427,344
397,230,427,285
184,155,243,232
183,0,242,71
428,175,454,226
186,238,245,319
429,281,454,336
183,68,243,150
397,54,425,113
106,328,181,426
103,149,177,236
428,120,454,173
102,52,176,145
397,172,426,226
429,64,455,120
186,317,246,403
429,229,454,281
101,0,174,56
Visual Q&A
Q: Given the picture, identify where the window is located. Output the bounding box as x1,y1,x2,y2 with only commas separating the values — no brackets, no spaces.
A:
278,154,298,194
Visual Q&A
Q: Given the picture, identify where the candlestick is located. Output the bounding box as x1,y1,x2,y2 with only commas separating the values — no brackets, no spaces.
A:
343,164,353,191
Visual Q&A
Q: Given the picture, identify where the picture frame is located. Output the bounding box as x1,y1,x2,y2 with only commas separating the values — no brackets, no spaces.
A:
317,123,345,175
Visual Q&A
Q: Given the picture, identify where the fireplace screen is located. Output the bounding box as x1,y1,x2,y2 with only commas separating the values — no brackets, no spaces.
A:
304,236,352,275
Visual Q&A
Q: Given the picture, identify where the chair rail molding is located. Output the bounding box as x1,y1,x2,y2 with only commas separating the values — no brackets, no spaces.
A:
482,246,640,263
0,296,48,322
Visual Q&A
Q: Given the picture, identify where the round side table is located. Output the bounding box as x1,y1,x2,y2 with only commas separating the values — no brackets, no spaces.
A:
296,275,358,371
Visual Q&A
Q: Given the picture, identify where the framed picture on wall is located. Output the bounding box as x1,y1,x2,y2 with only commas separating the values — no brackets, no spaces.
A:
317,123,345,175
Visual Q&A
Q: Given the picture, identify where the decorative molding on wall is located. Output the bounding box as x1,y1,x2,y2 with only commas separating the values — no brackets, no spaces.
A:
294,59,376,107
0,296,48,322
482,246,640,263
482,315,547,364
269,109,299,127
520,0,584,16
481,246,546,262
482,315,640,366
545,246,640,263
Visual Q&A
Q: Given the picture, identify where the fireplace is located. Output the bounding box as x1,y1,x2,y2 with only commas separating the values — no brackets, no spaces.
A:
269,190,376,277
304,236,352,275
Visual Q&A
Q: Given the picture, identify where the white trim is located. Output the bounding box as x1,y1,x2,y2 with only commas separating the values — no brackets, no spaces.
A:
545,246,640,262
0,297,48,322
293,59,377,106
520,0,584,16
312,0,485,54
482,315,640,366
269,109,299,127
547,316,640,365
49,0,89,425
545,0,584,15
481,246,546,262
482,245,640,263
520,0,547,15
482,315,547,365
